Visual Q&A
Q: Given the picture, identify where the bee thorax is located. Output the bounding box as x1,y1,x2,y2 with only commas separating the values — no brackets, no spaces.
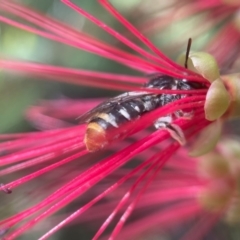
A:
154,115,173,129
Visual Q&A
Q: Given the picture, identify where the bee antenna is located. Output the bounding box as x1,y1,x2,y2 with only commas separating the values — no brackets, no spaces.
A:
185,38,192,69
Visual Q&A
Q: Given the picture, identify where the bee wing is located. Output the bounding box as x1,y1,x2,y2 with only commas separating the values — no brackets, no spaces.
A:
77,91,150,123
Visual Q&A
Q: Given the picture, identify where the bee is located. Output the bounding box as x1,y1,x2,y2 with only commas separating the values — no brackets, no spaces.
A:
78,74,205,152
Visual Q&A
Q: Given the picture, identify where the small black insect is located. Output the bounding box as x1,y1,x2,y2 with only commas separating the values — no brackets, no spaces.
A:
78,74,205,152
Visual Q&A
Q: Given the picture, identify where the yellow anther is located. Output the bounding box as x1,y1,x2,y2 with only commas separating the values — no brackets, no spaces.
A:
204,78,230,121
222,74,240,119
198,152,230,179
189,120,222,157
177,51,220,82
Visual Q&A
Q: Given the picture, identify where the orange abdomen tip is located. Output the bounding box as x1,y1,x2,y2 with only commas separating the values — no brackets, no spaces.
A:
84,122,108,152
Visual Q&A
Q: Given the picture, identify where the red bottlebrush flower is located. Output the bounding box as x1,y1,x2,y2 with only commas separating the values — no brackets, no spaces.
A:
0,0,239,239
86,137,240,240
132,0,240,70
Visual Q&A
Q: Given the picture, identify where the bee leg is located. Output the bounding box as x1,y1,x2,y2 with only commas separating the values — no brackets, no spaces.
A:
154,116,186,145
165,123,186,145
176,109,194,120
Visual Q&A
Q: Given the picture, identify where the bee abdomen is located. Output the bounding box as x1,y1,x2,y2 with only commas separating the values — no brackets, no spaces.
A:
84,99,150,152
